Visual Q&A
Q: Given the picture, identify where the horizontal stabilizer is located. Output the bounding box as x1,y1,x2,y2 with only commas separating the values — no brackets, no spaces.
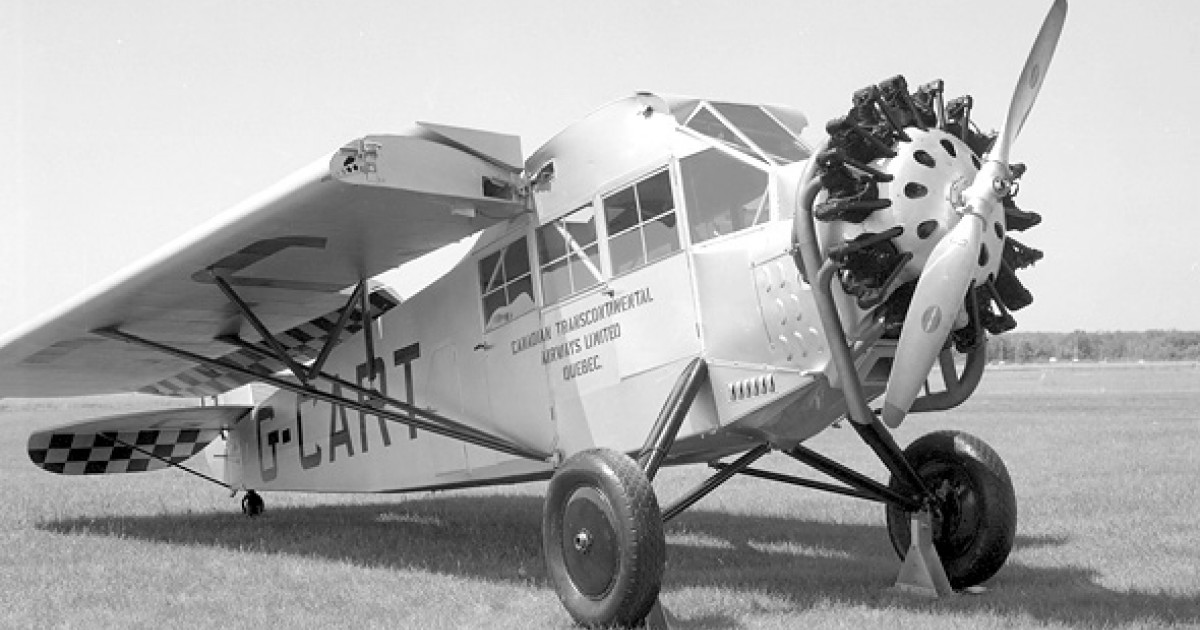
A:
27,406,251,475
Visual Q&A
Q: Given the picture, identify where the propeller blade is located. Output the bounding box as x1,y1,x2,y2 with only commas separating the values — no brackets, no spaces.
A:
881,216,982,428
992,0,1068,164
879,1,1067,428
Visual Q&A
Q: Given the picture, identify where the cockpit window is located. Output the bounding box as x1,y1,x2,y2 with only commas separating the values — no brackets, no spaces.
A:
537,204,602,304
686,102,810,165
710,102,810,164
681,149,770,244
604,170,680,275
480,236,534,331
685,107,759,160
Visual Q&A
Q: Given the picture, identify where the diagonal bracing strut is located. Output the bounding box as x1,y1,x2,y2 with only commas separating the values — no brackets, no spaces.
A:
95,326,549,462
94,431,232,490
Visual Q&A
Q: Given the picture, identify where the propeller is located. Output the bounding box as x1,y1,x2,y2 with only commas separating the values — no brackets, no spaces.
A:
881,0,1067,428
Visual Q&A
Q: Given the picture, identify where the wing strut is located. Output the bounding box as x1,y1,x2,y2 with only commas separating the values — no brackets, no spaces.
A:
360,278,379,381
94,326,549,462
210,270,314,386
307,279,368,380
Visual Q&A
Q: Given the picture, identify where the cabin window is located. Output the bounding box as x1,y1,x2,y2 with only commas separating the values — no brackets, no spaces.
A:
681,148,770,244
537,204,602,304
479,237,534,331
604,170,680,275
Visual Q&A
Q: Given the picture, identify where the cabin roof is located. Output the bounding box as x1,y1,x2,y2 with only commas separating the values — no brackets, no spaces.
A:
525,92,810,223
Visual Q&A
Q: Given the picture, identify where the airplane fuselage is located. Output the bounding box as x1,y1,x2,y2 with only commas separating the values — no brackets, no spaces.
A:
224,94,894,493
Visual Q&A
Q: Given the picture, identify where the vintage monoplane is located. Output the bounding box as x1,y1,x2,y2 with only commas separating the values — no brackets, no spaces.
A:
1,2,1065,627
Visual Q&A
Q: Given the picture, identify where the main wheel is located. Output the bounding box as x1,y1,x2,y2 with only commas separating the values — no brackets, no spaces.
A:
885,430,1016,589
543,448,665,628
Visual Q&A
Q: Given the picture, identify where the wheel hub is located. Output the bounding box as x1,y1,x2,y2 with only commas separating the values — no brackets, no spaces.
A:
573,528,594,553
923,464,982,558
561,487,619,599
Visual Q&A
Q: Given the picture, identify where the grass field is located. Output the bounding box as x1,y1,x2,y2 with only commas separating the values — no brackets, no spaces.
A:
2,363,1198,629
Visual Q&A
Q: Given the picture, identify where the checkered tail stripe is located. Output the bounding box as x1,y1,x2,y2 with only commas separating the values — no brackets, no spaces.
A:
28,428,220,475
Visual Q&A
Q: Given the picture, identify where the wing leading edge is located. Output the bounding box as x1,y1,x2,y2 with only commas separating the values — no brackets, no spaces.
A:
0,123,526,398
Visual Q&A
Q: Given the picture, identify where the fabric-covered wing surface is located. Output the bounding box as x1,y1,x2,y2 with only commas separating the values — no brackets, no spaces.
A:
0,123,525,398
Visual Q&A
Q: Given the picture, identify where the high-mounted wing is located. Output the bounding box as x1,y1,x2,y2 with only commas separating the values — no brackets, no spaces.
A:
0,123,526,398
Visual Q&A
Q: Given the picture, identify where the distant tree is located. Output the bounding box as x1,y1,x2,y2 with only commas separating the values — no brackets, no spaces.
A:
983,330,1200,363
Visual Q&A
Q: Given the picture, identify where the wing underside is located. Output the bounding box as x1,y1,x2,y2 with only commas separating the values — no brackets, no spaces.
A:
0,123,525,399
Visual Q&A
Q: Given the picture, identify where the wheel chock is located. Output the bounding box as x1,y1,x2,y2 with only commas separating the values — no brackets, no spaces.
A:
641,599,673,630
893,510,953,597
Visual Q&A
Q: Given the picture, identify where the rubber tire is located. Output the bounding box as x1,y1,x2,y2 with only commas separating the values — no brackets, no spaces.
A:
241,490,264,517
885,430,1016,589
543,448,665,628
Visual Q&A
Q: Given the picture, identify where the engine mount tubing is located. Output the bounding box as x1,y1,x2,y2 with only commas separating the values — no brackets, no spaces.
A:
637,357,708,481
710,462,883,503
813,262,877,427
94,327,549,462
910,338,987,413
787,443,921,511
791,144,931,500
662,444,771,523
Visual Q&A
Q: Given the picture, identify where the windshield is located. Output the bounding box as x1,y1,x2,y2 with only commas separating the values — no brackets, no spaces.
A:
685,102,810,165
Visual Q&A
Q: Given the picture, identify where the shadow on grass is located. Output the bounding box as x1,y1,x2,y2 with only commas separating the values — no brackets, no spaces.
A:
40,495,1198,629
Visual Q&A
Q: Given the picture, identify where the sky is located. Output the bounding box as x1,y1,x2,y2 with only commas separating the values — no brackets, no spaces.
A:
2,0,1198,334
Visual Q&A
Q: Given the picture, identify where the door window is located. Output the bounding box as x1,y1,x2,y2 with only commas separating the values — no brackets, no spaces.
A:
536,204,603,304
479,237,534,331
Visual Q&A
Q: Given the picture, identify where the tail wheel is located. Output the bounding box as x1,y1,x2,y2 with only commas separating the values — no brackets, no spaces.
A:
885,430,1016,589
241,490,264,517
543,448,665,628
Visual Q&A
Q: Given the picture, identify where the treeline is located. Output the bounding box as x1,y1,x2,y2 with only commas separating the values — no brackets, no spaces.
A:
986,330,1200,363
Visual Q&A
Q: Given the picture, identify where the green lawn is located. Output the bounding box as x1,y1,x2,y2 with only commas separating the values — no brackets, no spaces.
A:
2,364,1198,629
